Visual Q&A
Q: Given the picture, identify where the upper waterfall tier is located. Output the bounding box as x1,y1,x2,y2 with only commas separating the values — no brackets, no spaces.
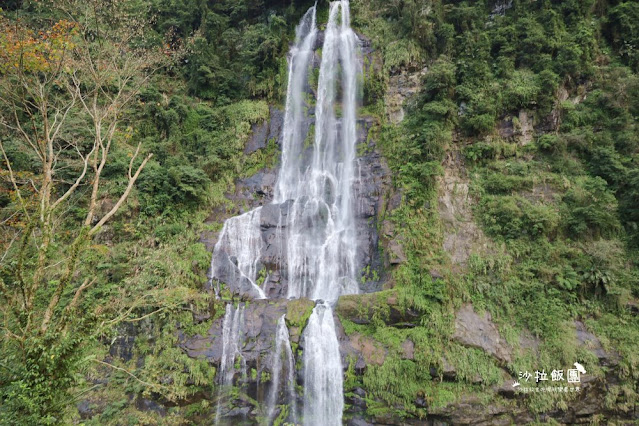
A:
208,0,367,304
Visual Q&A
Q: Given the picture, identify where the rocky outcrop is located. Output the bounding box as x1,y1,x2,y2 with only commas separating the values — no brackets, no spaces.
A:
438,151,491,268
353,122,394,292
453,304,511,364
427,373,635,425
244,106,285,154
575,320,620,367
206,113,392,299
336,290,420,327
182,299,312,367
386,67,427,124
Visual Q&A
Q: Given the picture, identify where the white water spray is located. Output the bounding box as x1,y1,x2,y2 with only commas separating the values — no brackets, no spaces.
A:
275,5,319,203
265,315,298,424
296,2,361,424
215,304,247,423
302,301,344,426
210,208,266,300
210,2,361,424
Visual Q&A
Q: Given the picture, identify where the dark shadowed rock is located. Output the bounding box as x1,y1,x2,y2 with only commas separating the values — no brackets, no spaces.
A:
441,358,457,381
135,397,167,416
497,116,516,139
346,387,368,414
244,106,285,154
348,417,374,426
182,298,315,374
77,399,103,420
245,120,269,154
183,300,287,367
267,106,284,145
108,322,137,362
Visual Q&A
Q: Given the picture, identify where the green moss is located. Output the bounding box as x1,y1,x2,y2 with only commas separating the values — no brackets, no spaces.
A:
285,298,315,329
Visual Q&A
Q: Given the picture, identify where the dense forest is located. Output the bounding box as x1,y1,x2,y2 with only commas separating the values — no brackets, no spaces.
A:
0,0,638,424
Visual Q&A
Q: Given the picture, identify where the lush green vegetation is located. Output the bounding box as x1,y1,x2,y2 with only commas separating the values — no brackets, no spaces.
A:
0,0,312,423
349,0,639,420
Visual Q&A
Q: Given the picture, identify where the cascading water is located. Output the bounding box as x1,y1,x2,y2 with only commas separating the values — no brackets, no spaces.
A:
302,301,344,425
210,208,266,300
215,304,247,423
210,1,361,424
294,2,361,424
265,315,298,424
284,0,360,303
274,4,318,203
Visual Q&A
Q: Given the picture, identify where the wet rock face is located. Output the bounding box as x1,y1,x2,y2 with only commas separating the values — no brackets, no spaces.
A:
181,298,315,422
106,322,138,362
207,112,391,299
182,300,296,366
353,119,393,293
244,106,285,154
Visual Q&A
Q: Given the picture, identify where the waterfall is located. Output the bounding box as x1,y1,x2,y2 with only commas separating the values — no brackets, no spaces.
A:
285,0,360,302
209,1,361,424
274,4,318,203
297,2,361,424
209,208,266,300
302,301,344,426
216,304,247,423
265,315,298,424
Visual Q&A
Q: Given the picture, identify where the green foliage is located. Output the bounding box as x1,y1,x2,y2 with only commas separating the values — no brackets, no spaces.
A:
150,0,311,103
3,0,639,423
363,356,430,418
562,177,621,239
478,195,560,240
356,0,639,420
135,95,270,216
605,2,639,71
0,333,87,425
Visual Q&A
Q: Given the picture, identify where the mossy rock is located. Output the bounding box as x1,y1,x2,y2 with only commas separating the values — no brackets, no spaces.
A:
285,298,315,330
337,290,406,325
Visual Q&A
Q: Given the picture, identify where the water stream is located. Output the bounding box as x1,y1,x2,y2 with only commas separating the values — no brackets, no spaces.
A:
215,304,247,423
265,315,298,425
210,2,361,424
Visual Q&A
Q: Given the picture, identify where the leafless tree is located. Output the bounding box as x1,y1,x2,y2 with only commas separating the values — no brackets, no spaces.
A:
0,0,174,340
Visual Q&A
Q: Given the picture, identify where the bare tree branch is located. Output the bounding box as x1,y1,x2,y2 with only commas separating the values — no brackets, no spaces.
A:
89,152,153,235
0,141,30,219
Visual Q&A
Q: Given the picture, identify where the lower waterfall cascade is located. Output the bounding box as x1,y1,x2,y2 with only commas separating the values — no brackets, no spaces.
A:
208,1,362,424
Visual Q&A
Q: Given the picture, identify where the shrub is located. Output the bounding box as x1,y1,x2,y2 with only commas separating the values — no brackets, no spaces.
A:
605,2,639,71
482,173,533,194
502,69,541,110
536,134,565,153
479,195,559,240
562,176,621,239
